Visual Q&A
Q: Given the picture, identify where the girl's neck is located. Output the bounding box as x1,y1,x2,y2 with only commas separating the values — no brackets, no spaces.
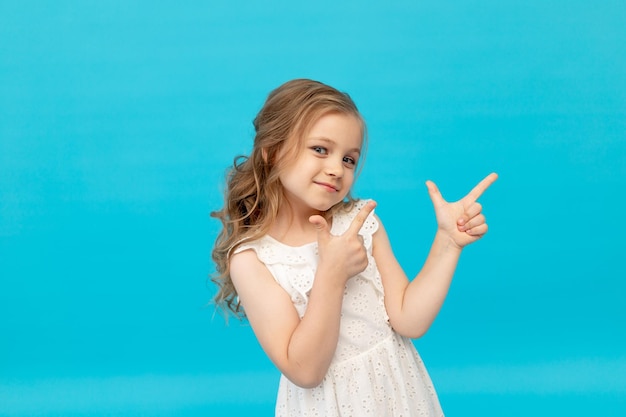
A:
269,205,327,247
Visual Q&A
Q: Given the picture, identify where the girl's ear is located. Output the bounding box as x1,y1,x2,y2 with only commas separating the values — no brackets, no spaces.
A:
261,148,269,163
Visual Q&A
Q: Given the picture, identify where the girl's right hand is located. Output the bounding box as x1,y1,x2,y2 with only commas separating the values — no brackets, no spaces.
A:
309,200,377,283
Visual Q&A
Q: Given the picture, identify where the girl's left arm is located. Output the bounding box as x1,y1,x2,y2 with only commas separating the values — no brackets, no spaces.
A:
373,173,497,338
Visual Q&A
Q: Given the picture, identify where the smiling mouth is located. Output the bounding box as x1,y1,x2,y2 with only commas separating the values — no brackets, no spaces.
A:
315,181,339,192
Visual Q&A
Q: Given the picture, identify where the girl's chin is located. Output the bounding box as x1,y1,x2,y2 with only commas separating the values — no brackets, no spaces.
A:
315,200,344,212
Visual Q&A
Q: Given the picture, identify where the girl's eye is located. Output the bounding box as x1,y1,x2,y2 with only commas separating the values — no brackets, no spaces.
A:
312,146,328,155
343,156,357,166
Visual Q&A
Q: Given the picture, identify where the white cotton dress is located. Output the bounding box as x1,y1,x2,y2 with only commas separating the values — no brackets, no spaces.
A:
235,200,444,417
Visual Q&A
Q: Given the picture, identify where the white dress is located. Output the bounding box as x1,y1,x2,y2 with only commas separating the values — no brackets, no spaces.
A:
235,200,444,417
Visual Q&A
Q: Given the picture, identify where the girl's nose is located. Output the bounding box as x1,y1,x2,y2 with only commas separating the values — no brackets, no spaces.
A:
325,158,344,177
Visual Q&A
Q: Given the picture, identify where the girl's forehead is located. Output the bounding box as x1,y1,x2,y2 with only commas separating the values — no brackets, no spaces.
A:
300,112,363,139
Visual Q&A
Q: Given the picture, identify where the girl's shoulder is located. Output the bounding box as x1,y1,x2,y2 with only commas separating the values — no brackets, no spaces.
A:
232,235,270,256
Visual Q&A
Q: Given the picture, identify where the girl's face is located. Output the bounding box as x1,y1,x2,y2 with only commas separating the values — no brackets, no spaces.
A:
277,112,363,215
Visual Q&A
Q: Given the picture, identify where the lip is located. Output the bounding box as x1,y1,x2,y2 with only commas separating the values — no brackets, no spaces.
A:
314,181,339,192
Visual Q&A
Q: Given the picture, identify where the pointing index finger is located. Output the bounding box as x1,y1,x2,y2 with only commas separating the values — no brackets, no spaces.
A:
346,200,377,235
464,172,498,203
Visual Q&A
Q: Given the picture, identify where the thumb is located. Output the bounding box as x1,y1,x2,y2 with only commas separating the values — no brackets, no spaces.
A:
309,214,330,240
425,180,445,207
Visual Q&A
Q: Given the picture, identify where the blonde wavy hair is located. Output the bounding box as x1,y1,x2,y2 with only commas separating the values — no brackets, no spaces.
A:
211,79,366,317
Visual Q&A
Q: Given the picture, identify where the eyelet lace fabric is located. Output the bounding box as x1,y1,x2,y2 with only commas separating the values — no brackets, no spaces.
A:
235,200,444,416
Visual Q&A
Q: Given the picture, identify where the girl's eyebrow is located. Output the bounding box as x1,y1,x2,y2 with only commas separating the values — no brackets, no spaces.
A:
309,137,361,155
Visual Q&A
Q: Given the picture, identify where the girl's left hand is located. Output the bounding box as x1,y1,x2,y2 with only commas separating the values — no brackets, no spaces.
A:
426,173,498,248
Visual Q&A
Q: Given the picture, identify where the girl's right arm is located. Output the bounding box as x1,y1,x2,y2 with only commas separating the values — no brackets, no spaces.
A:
229,201,377,388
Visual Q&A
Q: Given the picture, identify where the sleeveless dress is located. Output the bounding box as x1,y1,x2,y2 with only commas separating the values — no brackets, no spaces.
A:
235,200,444,417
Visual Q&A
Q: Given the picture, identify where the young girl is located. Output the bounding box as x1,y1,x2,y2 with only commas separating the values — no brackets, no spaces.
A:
212,79,497,416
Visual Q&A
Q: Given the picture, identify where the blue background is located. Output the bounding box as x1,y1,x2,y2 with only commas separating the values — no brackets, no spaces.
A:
1,1,625,415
